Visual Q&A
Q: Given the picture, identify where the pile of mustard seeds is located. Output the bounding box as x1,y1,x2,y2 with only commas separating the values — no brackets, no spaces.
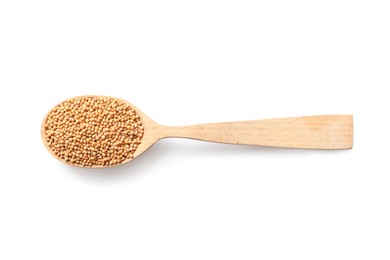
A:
44,96,144,167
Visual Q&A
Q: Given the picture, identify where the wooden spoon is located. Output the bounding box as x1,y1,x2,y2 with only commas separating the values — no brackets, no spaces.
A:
42,96,353,168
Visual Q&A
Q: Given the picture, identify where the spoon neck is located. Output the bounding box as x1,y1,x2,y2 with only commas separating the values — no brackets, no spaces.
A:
154,125,186,139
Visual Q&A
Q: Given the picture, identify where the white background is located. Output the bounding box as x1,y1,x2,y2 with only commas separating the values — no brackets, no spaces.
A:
0,1,389,259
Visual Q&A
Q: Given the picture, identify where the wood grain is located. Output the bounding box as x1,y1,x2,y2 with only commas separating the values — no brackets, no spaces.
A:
147,115,353,150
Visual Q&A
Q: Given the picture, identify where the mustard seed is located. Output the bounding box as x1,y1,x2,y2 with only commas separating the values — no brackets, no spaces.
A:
44,96,144,167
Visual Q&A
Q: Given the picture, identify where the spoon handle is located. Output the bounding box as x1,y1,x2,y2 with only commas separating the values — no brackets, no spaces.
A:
162,115,353,149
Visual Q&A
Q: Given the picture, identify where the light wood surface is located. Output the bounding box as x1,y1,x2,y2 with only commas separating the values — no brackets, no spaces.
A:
42,96,353,168
134,113,353,166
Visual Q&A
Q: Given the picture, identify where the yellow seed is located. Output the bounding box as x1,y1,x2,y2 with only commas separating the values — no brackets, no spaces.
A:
44,97,144,167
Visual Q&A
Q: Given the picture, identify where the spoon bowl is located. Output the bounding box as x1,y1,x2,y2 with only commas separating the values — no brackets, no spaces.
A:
41,96,161,168
42,95,353,168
